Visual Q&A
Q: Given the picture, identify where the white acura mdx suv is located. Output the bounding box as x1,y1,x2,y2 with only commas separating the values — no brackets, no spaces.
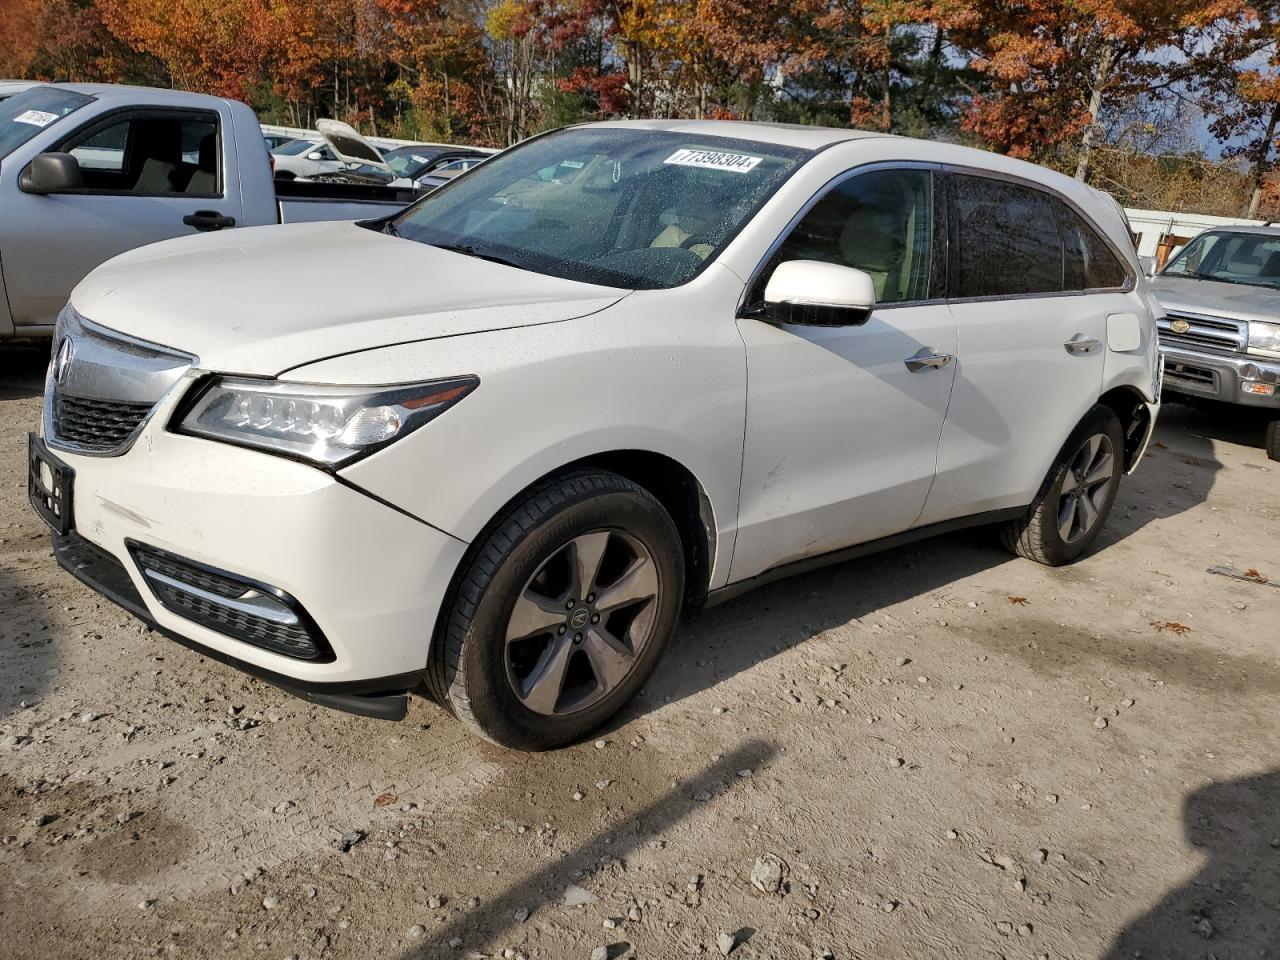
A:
30,120,1161,749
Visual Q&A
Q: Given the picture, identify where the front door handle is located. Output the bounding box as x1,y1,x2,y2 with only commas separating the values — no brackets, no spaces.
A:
1064,334,1102,355
904,349,955,372
183,209,236,232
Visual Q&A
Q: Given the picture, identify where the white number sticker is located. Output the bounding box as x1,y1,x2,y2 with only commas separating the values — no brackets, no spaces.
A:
664,148,762,173
13,109,59,127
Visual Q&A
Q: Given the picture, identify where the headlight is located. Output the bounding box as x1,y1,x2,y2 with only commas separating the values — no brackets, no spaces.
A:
176,375,478,467
1248,321,1280,359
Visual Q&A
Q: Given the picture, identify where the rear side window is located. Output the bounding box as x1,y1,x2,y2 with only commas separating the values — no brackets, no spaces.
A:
948,174,1062,298
1055,200,1128,290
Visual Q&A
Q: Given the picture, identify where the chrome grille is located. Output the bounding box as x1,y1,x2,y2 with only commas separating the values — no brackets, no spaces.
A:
1157,312,1246,354
53,393,154,450
43,307,195,457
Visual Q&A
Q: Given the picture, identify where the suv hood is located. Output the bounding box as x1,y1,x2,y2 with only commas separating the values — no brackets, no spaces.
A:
71,221,627,375
1150,275,1280,325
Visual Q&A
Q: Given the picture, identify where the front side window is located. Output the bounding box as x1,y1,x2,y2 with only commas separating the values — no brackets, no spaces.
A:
758,167,937,304
60,114,220,196
949,174,1062,298
390,128,807,289
1162,231,1280,289
0,86,93,161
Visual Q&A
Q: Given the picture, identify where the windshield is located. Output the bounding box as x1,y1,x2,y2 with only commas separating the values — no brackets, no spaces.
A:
0,86,93,161
389,128,808,289
1162,230,1280,289
384,146,443,178
272,139,319,156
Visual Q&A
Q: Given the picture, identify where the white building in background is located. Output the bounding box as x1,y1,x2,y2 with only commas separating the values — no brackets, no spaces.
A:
1124,207,1276,271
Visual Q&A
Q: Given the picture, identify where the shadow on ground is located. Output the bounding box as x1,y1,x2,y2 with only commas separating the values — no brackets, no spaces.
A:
398,741,776,959
0,345,49,402
1102,768,1280,959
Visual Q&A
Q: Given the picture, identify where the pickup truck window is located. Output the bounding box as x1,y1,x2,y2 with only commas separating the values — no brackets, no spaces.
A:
0,87,92,161
61,113,220,196
1163,230,1280,289
390,128,807,290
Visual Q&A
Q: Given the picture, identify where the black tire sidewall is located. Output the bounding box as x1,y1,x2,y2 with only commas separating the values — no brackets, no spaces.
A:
452,480,683,749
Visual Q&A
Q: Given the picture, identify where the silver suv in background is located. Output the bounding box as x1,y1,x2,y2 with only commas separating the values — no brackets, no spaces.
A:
1151,227,1280,460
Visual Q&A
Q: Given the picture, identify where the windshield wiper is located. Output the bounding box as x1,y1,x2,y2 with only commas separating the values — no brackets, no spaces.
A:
1183,271,1247,285
431,242,522,269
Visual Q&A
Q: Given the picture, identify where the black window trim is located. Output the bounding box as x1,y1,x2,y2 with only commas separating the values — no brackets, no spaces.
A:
736,159,951,319
49,105,225,200
939,163,1136,305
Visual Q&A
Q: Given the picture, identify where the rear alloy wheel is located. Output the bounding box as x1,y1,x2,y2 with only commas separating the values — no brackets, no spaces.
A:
427,470,684,749
1001,405,1125,566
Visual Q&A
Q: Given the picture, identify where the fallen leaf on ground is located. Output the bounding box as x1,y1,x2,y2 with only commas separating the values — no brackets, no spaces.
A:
1007,596,1029,606
1244,568,1269,583
1151,620,1191,635
374,793,397,807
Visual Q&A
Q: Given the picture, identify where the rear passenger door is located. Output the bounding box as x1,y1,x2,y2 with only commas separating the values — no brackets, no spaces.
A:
917,171,1133,526
1,107,242,329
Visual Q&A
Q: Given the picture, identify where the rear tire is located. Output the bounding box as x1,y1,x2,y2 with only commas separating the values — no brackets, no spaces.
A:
426,470,684,750
1000,405,1125,566
1266,420,1280,463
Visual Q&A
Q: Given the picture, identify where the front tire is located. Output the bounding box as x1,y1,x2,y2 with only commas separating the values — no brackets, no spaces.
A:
1000,405,1125,566
426,470,684,750
1266,420,1280,462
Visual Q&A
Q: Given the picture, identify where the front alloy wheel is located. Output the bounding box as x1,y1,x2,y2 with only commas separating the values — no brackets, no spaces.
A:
427,470,684,749
505,530,660,716
1056,433,1115,544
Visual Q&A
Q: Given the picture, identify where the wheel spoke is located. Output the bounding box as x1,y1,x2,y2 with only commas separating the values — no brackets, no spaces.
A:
1078,435,1102,473
594,557,658,614
1058,499,1076,541
583,626,635,692
506,589,566,643
1076,490,1099,535
1060,470,1078,495
1083,450,1114,489
519,636,574,713
569,532,611,599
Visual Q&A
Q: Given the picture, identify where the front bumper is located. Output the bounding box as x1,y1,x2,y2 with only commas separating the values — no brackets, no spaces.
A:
1160,344,1280,410
38,425,468,716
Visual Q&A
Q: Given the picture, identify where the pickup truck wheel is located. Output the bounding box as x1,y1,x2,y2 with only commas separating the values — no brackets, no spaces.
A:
426,470,684,750
1000,405,1124,566
1266,420,1280,462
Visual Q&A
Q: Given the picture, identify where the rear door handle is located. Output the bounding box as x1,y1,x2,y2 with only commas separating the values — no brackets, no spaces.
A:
904,349,955,372
183,210,236,232
1064,334,1102,355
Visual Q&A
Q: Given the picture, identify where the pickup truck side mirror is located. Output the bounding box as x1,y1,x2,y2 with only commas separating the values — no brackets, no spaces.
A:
19,153,85,195
762,260,877,327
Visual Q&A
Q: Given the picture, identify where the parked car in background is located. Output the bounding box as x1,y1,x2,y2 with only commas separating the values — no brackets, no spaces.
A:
271,127,399,180
30,120,1160,749
262,132,297,152
0,84,426,341
1150,226,1280,460
381,144,493,183
296,122,494,191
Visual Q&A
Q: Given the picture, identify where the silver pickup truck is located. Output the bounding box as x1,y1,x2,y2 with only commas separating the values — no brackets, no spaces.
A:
0,83,422,341
1151,226,1280,460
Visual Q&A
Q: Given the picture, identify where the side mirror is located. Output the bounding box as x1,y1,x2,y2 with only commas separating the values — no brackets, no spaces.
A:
762,260,877,326
306,152,324,161
19,153,84,195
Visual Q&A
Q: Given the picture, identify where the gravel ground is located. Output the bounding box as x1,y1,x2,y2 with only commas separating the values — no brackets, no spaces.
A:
3,343,1279,960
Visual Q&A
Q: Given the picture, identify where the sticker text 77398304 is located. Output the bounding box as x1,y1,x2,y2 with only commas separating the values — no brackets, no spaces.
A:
664,148,763,174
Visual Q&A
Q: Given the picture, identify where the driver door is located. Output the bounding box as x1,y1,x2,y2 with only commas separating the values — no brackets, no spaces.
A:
730,165,958,582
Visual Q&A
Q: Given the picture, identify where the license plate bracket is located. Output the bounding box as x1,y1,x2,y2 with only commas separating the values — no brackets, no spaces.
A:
28,433,74,535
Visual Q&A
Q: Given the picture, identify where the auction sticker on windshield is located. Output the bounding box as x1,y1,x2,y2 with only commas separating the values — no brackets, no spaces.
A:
14,109,59,127
664,148,762,173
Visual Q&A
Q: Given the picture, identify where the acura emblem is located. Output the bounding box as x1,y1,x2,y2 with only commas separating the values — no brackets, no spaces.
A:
1169,319,1191,335
52,337,74,385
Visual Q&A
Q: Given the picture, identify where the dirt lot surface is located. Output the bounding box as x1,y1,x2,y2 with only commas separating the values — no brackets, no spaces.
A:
3,343,1279,960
